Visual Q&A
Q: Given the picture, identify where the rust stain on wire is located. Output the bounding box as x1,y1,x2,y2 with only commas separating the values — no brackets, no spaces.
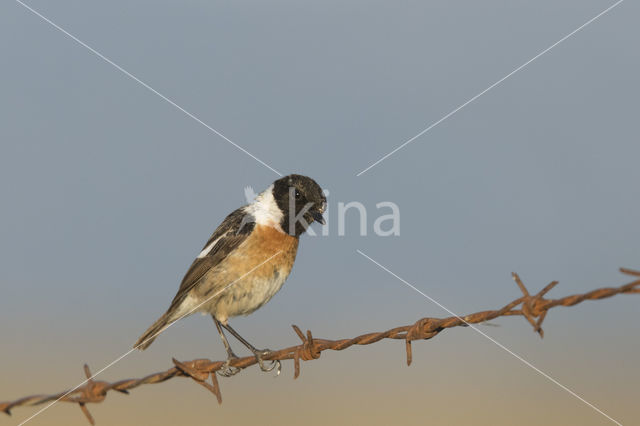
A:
2,268,639,424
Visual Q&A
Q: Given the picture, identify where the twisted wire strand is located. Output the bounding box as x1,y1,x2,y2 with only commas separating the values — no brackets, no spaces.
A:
2,268,638,425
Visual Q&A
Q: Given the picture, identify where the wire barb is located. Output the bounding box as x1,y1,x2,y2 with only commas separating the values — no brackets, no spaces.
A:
2,268,638,424
512,272,559,338
172,358,222,404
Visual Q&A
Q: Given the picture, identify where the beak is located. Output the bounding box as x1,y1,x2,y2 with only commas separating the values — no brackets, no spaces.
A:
311,211,326,225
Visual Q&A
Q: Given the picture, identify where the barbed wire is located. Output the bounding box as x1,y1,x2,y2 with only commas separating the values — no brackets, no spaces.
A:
2,268,639,425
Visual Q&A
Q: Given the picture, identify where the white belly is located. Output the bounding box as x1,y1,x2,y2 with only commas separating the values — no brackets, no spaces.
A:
184,262,292,324
215,267,290,319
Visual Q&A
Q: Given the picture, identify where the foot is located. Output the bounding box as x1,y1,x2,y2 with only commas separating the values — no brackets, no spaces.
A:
254,349,281,375
217,353,242,377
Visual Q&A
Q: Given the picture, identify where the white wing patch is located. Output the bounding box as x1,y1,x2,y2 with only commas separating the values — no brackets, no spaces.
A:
197,234,225,259
199,184,283,260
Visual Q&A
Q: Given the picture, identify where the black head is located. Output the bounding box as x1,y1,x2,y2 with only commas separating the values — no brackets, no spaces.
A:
272,174,326,236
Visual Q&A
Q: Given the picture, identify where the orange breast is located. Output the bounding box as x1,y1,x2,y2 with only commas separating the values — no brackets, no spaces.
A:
205,225,300,322
249,224,299,256
215,224,299,285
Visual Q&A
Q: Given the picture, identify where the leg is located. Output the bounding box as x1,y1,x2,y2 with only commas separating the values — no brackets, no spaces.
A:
213,316,236,358
221,322,281,375
212,316,241,377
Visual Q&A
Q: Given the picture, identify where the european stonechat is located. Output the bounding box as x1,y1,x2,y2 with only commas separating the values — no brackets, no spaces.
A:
134,174,326,376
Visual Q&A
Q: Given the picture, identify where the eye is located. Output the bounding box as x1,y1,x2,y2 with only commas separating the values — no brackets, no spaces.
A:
294,189,302,200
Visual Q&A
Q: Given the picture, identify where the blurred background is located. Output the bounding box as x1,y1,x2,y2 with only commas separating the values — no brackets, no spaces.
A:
1,0,638,424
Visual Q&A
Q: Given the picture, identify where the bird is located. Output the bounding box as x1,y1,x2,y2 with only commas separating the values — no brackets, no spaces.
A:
134,174,326,376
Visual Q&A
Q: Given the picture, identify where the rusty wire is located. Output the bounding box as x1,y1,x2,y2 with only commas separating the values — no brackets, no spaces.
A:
2,268,639,425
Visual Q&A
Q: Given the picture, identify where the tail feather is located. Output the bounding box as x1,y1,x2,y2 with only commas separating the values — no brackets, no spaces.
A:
134,312,174,350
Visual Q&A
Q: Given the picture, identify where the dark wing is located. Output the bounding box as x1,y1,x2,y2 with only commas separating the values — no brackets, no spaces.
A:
167,207,255,312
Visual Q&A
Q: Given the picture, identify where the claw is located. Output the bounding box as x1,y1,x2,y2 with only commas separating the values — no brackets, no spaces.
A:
217,355,241,378
255,349,281,376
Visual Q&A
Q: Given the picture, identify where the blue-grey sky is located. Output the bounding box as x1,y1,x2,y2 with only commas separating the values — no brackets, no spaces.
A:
1,1,638,425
